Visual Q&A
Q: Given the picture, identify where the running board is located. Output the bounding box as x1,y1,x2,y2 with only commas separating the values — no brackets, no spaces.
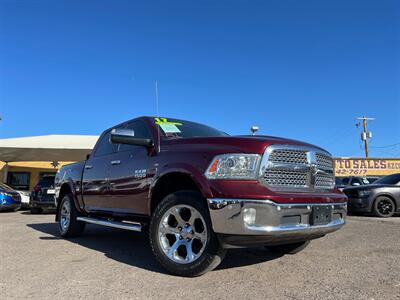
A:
77,217,142,232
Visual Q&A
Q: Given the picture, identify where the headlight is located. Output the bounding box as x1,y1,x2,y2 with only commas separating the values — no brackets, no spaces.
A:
358,190,371,197
205,154,261,180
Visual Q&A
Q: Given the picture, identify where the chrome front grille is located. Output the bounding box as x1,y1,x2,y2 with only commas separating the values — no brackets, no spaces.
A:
315,173,335,189
263,170,308,188
316,153,334,171
268,149,308,165
260,145,335,192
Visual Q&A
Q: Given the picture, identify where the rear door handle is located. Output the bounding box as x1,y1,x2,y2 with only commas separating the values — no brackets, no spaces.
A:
84,165,93,170
111,160,121,165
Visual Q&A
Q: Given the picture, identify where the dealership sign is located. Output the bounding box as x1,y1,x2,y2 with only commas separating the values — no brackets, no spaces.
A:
334,158,400,176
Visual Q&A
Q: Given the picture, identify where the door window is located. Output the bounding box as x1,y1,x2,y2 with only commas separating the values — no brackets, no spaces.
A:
118,121,152,152
94,131,118,157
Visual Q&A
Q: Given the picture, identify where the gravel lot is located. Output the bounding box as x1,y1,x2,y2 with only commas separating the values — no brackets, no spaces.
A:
1,211,399,300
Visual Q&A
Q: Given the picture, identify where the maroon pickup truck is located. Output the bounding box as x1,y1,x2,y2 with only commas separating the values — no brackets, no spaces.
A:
55,116,347,276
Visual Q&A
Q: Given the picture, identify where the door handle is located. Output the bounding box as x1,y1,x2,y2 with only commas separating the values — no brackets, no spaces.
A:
110,160,121,165
84,165,93,169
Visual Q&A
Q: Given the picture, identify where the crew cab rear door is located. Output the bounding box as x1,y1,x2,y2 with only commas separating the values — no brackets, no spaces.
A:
81,130,117,212
107,120,151,215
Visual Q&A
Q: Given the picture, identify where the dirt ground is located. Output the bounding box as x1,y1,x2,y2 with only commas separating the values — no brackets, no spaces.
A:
1,211,399,300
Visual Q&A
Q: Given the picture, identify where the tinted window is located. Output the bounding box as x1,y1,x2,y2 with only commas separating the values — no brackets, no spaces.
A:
366,177,379,184
154,117,228,139
94,131,118,157
38,176,55,187
374,174,400,185
351,178,363,185
341,177,350,185
7,172,30,190
119,121,152,152
335,178,345,186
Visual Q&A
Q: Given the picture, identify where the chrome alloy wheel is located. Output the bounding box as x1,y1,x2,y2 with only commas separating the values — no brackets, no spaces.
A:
158,204,208,264
377,199,394,216
60,199,71,232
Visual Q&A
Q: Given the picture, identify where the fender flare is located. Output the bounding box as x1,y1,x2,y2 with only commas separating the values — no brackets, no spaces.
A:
148,162,213,213
55,179,83,221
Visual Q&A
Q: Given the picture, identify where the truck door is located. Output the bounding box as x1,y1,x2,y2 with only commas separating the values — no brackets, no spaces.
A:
107,120,151,215
81,130,117,212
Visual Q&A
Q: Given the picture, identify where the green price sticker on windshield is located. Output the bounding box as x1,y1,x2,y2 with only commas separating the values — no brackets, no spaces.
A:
155,118,182,133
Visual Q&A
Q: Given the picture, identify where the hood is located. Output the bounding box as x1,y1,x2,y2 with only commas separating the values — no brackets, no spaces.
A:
161,135,329,155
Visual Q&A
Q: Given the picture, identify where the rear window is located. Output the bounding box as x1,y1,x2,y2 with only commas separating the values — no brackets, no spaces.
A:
39,176,55,187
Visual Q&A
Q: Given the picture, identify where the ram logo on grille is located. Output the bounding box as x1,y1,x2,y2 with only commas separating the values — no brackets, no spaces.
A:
260,145,335,192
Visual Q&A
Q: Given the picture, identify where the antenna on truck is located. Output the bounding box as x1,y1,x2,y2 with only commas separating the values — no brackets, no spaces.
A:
155,81,161,153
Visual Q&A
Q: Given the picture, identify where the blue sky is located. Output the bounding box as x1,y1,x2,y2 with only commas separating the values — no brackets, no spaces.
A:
0,0,399,157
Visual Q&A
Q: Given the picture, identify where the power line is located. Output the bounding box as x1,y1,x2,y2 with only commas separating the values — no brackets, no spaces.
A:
370,142,400,149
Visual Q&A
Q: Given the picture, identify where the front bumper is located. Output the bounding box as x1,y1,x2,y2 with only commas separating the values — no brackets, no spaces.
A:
208,198,347,248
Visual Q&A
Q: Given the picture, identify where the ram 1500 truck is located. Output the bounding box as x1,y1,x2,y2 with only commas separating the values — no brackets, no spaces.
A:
55,116,347,276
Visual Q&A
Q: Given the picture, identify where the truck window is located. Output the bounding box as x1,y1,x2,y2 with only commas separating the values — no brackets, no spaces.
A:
118,121,152,152
94,131,118,157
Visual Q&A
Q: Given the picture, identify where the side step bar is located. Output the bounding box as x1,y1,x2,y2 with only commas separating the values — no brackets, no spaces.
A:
76,217,142,232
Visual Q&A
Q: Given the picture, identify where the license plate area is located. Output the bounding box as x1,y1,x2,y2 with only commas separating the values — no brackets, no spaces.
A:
311,205,332,226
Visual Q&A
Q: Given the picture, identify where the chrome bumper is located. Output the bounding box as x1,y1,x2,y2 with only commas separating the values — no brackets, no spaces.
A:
207,198,346,238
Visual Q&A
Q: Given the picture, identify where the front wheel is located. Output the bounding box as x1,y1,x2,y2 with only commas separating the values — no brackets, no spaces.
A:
265,241,310,255
149,191,226,277
58,194,85,237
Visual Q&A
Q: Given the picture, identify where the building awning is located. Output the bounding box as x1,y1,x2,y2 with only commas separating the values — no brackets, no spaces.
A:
0,135,99,162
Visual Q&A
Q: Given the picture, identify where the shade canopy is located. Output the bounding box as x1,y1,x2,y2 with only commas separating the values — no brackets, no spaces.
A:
0,135,99,162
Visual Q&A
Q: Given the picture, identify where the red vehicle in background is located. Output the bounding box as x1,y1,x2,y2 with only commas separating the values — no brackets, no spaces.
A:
55,116,347,276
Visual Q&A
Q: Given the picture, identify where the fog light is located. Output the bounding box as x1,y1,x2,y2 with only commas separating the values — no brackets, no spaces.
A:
243,208,256,225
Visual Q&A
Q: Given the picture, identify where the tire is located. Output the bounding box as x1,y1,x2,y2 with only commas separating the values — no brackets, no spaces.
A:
30,207,42,214
58,194,85,237
265,241,310,255
373,196,396,218
149,190,226,277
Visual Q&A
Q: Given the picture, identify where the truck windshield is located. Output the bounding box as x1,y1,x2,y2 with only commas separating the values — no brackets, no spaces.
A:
154,117,228,139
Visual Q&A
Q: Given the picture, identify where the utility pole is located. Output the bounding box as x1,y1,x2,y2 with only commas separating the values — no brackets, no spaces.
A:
356,116,374,158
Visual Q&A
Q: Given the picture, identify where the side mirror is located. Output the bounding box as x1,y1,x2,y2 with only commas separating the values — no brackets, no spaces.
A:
110,128,153,147
86,153,91,160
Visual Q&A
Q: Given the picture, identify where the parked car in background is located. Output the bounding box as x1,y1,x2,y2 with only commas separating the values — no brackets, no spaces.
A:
0,183,21,211
17,190,30,209
335,176,380,191
30,175,56,214
54,116,346,276
343,173,400,218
